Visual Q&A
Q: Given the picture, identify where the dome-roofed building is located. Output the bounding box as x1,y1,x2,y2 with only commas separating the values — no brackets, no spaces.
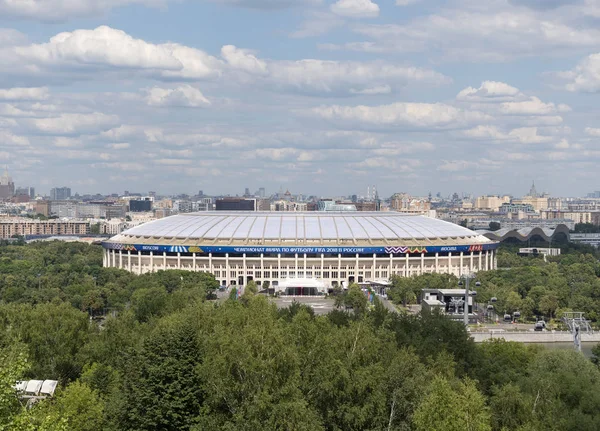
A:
103,212,498,293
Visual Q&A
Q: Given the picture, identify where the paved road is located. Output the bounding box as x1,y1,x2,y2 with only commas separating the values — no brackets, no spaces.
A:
270,297,337,315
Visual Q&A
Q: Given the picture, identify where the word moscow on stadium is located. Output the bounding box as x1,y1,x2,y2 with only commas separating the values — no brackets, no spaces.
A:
102,212,498,294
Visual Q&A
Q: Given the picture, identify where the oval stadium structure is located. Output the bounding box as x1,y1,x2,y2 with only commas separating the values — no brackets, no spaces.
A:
102,212,498,293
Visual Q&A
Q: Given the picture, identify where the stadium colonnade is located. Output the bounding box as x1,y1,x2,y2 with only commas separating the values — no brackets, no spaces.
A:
102,212,499,294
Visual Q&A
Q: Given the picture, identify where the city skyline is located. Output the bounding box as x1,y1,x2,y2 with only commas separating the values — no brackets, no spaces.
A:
1,1,600,196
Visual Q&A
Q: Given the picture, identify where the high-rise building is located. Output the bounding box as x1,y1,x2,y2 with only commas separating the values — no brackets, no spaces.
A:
15,186,35,199
258,187,266,198
0,167,15,200
50,187,71,201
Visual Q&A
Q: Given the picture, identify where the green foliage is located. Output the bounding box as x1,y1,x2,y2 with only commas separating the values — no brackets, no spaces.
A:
1,242,599,430
413,376,491,431
573,223,600,233
489,221,501,231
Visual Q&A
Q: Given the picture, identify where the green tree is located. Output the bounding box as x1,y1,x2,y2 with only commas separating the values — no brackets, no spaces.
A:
390,275,417,307
489,222,501,231
413,376,491,431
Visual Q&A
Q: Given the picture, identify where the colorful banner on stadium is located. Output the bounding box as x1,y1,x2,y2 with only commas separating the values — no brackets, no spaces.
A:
102,242,498,255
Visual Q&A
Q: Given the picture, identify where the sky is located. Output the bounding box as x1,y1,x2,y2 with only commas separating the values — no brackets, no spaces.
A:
1,0,600,198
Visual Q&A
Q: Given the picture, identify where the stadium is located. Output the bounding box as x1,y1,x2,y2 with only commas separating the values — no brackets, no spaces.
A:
102,212,499,294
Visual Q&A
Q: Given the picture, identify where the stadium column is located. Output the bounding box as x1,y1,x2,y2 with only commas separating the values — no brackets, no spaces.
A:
163,252,167,270
338,254,342,280
470,251,474,273
304,253,308,277
209,253,212,274
388,253,393,277
448,252,452,274
243,253,247,287
277,253,281,280
321,253,324,279
119,250,123,269
150,252,153,273
137,251,141,275
435,252,439,272
295,254,298,277
111,249,116,267
193,253,197,271
485,250,489,271
421,252,425,275
478,252,482,271
177,252,181,269
102,249,106,266
405,253,409,277
459,252,463,276
127,250,131,272
372,253,376,280
226,253,230,286
355,253,359,282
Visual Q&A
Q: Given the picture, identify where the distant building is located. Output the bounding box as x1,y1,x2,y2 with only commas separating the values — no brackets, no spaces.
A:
390,193,430,213
474,195,510,211
0,168,15,200
50,187,71,201
35,201,50,217
317,200,356,211
355,202,377,211
499,203,535,214
0,219,89,238
216,198,257,211
540,210,596,225
15,186,35,199
129,199,153,212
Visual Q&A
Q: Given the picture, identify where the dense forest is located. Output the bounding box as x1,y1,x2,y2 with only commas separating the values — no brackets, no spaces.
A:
1,241,600,430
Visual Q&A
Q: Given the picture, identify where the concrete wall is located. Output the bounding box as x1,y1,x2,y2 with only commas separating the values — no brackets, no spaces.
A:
471,331,600,343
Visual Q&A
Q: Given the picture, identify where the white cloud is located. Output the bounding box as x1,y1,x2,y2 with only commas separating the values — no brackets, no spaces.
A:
0,130,29,146
0,0,168,22
350,85,391,95
331,0,380,18
221,45,268,75
312,102,490,129
0,87,49,101
145,85,211,107
290,11,343,38
561,53,600,92
352,9,600,61
508,127,554,144
209,0,322,9
461,125,555,144
585,127,600,137
0,29,27,46
266,59,450,94
396,0,420,5
456,81,522,102
6,26,222,81
499,97,571,115
28,112,120,135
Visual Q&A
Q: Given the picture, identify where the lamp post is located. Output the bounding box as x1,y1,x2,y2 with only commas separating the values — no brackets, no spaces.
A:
458,275,480,327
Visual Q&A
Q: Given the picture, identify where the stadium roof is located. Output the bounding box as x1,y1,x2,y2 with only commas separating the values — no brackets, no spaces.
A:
109,212,494,247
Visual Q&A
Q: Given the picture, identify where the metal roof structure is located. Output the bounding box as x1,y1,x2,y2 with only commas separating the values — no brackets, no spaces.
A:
475,224,570,243
109,212,493,247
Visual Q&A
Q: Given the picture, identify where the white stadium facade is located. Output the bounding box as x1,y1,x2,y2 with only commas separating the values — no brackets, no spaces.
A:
102,212,499,294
